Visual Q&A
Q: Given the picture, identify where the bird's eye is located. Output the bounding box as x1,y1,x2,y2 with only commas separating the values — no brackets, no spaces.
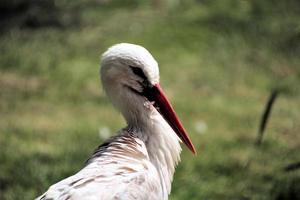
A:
129,66,152,89
129,66,148,81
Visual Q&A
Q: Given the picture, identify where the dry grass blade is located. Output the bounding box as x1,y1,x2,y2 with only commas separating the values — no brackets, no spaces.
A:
255,89,279,146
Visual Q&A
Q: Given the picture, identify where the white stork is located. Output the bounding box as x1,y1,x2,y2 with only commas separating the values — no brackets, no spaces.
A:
36,43,196,200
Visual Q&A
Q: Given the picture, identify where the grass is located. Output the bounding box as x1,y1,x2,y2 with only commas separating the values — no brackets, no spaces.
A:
1,1,300,199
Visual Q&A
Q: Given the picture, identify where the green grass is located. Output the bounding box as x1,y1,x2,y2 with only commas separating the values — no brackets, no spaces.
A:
1,1,300,199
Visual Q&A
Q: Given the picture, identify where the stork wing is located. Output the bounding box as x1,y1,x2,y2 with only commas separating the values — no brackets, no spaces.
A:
36,134,162,200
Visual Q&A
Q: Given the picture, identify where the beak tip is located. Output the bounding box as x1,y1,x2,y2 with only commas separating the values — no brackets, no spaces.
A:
188,144,197,155
150,83,197,156
193,149,197,155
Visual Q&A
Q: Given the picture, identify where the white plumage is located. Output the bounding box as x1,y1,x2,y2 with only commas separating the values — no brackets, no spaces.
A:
36,43,195,200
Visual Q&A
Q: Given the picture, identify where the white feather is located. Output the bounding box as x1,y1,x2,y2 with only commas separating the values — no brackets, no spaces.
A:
36,43,183,200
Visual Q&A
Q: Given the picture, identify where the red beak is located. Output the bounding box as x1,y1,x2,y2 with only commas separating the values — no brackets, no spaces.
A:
143,84,196,154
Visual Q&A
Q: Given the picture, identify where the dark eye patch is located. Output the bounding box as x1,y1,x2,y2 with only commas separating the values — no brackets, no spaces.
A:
129,66,152,89
129,66,148,80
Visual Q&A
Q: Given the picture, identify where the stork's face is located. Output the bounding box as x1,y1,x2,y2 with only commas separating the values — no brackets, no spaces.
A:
101,43,196,154
101,43,159,95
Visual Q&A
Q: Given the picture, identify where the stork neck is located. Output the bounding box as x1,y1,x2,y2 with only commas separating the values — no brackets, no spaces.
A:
126,110,182,197
113,87,182,194
122,99,153,133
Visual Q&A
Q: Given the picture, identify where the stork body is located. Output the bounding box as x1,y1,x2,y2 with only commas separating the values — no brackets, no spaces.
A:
37,43,195,200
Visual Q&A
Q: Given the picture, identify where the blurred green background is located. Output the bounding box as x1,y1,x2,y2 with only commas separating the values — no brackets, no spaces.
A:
0,0,300,199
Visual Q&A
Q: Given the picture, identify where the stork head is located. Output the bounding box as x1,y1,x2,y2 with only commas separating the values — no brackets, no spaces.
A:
101,43,196,154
